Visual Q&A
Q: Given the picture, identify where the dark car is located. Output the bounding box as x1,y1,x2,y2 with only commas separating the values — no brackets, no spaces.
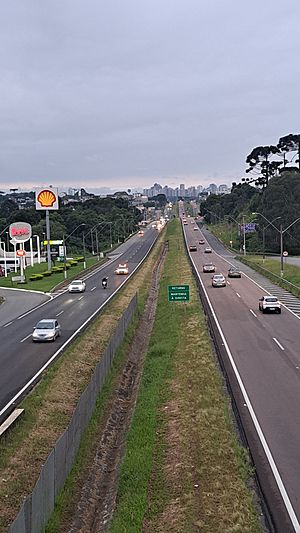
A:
189,245,197,252
228,267,241,278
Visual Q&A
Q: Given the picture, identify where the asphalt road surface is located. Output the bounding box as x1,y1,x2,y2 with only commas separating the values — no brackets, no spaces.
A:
181,211,300,533
0,227,158,420
0,289,49,326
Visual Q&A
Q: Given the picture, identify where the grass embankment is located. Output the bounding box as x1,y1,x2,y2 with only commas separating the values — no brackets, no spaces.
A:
0,232,165,532
209,221,240,251
109,220,261,532
0,256,101,292
239,256,300,295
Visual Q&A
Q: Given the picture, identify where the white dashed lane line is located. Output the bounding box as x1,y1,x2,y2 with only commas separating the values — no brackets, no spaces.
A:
56,310,64,317
20,333,32,343
91,287,96,291
236,292,241,298
3,321,13,328
273,337,285,351
78,296,84,301
250,309,257,318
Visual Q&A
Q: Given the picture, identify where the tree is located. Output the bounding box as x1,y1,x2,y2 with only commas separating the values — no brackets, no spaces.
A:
245,145,281,187
278,133,300,169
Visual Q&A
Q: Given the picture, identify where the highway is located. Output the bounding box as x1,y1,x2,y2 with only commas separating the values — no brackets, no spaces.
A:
0,227,158,421
182,214,300,533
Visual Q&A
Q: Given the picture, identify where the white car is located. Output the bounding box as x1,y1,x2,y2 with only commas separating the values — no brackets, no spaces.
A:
68,279,86,293
115,263,129,275
32,319,61,342
204,247,212,253
212,274,226,287
259,295,281,314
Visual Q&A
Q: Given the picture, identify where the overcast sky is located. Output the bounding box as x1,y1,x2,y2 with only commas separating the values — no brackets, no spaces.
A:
0,0,299,192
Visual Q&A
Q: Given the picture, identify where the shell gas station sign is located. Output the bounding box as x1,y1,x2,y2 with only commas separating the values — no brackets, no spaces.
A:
35,187,59,210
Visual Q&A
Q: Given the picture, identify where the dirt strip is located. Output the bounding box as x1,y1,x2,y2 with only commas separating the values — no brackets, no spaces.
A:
65,246,166,533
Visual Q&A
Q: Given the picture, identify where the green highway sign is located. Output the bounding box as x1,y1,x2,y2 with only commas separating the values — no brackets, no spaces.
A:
168,284,190,302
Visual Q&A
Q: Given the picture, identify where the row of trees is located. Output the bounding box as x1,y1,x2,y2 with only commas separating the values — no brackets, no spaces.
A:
243,133,300,188
0,196,143,253
200,168,300,255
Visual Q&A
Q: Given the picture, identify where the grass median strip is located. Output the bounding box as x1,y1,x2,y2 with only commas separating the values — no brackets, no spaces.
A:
0,232,165,532
109,220,261,532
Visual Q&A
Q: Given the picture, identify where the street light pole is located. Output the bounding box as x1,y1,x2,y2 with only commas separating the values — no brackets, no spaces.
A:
83,232,86,269
63,223,86,280
242,215,246,256
280,223,284,277
63,233,67,279
253,212,300,277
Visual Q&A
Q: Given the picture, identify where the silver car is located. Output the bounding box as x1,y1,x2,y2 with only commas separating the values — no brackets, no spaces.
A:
32,319,61,342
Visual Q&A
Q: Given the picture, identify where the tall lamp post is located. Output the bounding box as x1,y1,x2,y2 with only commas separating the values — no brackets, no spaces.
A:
63,223,86,280
33,235,41,264
261,217,281,263
82,231,86,269
253,212,300,277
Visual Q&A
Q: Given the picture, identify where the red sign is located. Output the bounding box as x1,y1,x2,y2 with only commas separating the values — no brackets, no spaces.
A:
16,249,26,257
11,227,29,237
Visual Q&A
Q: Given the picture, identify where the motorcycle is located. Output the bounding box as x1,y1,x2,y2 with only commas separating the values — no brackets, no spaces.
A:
102,277,108,289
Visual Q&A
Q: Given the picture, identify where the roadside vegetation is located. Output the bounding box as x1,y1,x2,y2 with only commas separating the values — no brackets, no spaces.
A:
238,255,300,296
0,229,165,532
0,255,101,292
109,220,261,532
208,221,300,295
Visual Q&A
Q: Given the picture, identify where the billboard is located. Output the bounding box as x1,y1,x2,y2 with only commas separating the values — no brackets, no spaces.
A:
35,187,59,210
9,222,32,243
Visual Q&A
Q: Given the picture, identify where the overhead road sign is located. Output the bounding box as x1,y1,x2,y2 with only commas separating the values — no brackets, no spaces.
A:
168,284,190,302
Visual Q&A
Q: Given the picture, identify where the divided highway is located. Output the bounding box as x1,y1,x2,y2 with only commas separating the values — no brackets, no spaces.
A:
183,216,300,533
0,227,158,421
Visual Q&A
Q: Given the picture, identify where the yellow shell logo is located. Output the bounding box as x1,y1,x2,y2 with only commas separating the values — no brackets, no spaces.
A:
37,189,57,208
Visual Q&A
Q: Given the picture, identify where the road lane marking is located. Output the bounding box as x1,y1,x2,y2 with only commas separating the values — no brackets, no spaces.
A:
250,309,257,317
227,281,231,285
78,296,84,301
236,292,241,298
1,232,159,422
3,321,13,328
185,234,300,531
56,311,64,317
20,333,32,343
273,337,285,351
91,287,96,291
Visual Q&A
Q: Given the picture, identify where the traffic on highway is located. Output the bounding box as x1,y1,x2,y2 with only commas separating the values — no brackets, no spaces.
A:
0,226,159,423
181,209,300,532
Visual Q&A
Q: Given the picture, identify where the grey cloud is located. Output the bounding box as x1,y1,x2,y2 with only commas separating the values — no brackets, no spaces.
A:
0,0,300,191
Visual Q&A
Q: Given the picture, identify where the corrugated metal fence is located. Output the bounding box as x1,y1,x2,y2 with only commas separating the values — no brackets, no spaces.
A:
9,293,138,533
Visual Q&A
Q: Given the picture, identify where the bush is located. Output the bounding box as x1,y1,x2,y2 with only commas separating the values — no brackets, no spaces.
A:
42,271,52,277
29,274,44,281
69,260,78,266
75,256,84,262
51,266,61,272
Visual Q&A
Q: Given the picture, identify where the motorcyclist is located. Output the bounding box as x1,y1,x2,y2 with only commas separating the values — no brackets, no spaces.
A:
102,276,108,288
